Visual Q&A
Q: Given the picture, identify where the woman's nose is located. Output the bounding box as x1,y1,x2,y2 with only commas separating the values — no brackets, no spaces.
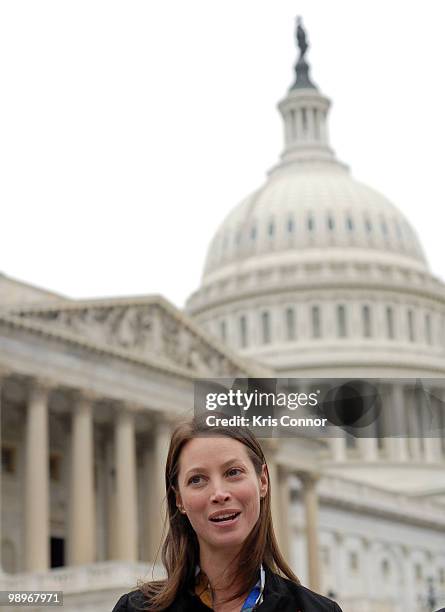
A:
210,484,231,503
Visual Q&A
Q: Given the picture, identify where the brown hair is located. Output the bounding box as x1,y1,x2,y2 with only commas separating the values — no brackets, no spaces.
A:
138,415,300,610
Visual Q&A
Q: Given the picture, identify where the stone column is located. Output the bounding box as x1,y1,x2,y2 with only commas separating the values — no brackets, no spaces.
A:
307,106,315,141
387,383,408,462
357,382,378,462
0,370,9,573
329,436,347,462
263,441,289,561
115,408,138,561
146,419,171,562
421,387,442,463
68,393,96,565
24,380,50,571
298,472,321,592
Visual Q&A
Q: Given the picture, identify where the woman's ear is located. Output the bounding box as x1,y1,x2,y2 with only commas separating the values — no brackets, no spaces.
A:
175,488,185,512
259,464,268,498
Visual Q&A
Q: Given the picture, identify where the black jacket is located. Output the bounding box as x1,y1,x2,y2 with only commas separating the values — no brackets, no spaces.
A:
112,568,343,611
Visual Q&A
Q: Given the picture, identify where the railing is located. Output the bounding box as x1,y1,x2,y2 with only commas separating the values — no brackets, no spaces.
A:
0,561,165,594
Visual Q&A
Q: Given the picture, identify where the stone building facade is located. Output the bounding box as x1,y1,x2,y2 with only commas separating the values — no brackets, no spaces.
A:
1,19,445,612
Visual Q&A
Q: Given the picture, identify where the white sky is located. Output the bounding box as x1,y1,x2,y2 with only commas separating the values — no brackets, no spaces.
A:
0,1,444,308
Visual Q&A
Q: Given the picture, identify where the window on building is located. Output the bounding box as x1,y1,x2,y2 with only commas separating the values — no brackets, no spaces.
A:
439,567,445,586
311,306,321,338
220,320,226,342
1,539,16,574
381,219,388,237
320,546,330,567
346,216,354,231
50,537,65,568
327,215,335,231
345,432,357,449
365,218,372,233
285,307,296,340
302,107,308,132
268,221,275,237
1,446,16,475
407,309,415,342
239,315,248,348
337,304,347,338
261,311,271,344
425,313,432,345
349,551,359,572
381,559,391,579
415,563,423,581
251,226,256,241
386,306,395,339
362,305,372,338
49,453,62,481
307,215,315,231
287,217,294,233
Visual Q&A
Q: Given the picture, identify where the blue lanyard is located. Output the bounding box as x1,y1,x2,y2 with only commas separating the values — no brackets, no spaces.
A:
241,585,261,611
240,565,265,611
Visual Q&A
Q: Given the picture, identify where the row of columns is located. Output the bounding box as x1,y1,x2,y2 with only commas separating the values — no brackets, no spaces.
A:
0,373,171,572
329,383,445,464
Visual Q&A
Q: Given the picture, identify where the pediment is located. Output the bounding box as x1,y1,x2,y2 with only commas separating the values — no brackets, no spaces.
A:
8,296,259,377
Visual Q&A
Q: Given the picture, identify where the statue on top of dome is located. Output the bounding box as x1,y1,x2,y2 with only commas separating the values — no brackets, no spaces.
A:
290,16,316,90
296,16,308,60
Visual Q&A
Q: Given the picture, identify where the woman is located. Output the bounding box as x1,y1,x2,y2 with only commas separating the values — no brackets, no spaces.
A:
112,416,342,611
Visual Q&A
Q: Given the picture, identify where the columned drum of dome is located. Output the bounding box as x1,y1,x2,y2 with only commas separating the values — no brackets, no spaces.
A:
186,19,445,381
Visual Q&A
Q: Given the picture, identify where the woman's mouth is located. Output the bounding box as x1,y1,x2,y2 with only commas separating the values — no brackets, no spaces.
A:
209,511,241,526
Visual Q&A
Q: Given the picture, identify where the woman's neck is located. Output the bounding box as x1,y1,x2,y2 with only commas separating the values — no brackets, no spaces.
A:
199,547,245,607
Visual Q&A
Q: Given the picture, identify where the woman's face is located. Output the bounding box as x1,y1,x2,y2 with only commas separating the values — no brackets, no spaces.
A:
175,436,268,555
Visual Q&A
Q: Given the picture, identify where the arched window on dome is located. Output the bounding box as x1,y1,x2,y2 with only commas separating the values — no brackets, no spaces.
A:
386,306,395,339
268,221,275,237
307,215,315,232
425,313,432,345
393,219,404,250
327,215,335,231
381,218,389,240
301,107,308,134
362,305,372,338
285,307,296,340
346,216,354,232
239,315,248,348
311,305,321,338
337,304,347,337
287,217,294,234
364,218,373,234
261,311,271,344
407,309,415,342
381,559,391,581
250,225,257,241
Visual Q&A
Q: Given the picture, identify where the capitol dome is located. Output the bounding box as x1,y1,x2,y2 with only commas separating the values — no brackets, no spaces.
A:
187,21,445,378
203,168,427,284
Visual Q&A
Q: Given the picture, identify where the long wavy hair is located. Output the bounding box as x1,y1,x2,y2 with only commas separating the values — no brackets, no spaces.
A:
138,416,300,610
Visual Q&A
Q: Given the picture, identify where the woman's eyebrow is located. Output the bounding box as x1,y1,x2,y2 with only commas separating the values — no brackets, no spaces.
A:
184,458,244,477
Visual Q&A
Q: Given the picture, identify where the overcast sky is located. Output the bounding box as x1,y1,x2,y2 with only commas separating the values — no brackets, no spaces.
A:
0,1,444,308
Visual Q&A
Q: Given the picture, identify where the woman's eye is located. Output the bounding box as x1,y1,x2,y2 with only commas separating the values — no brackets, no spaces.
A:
227,468,242,477
188,475,203,485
